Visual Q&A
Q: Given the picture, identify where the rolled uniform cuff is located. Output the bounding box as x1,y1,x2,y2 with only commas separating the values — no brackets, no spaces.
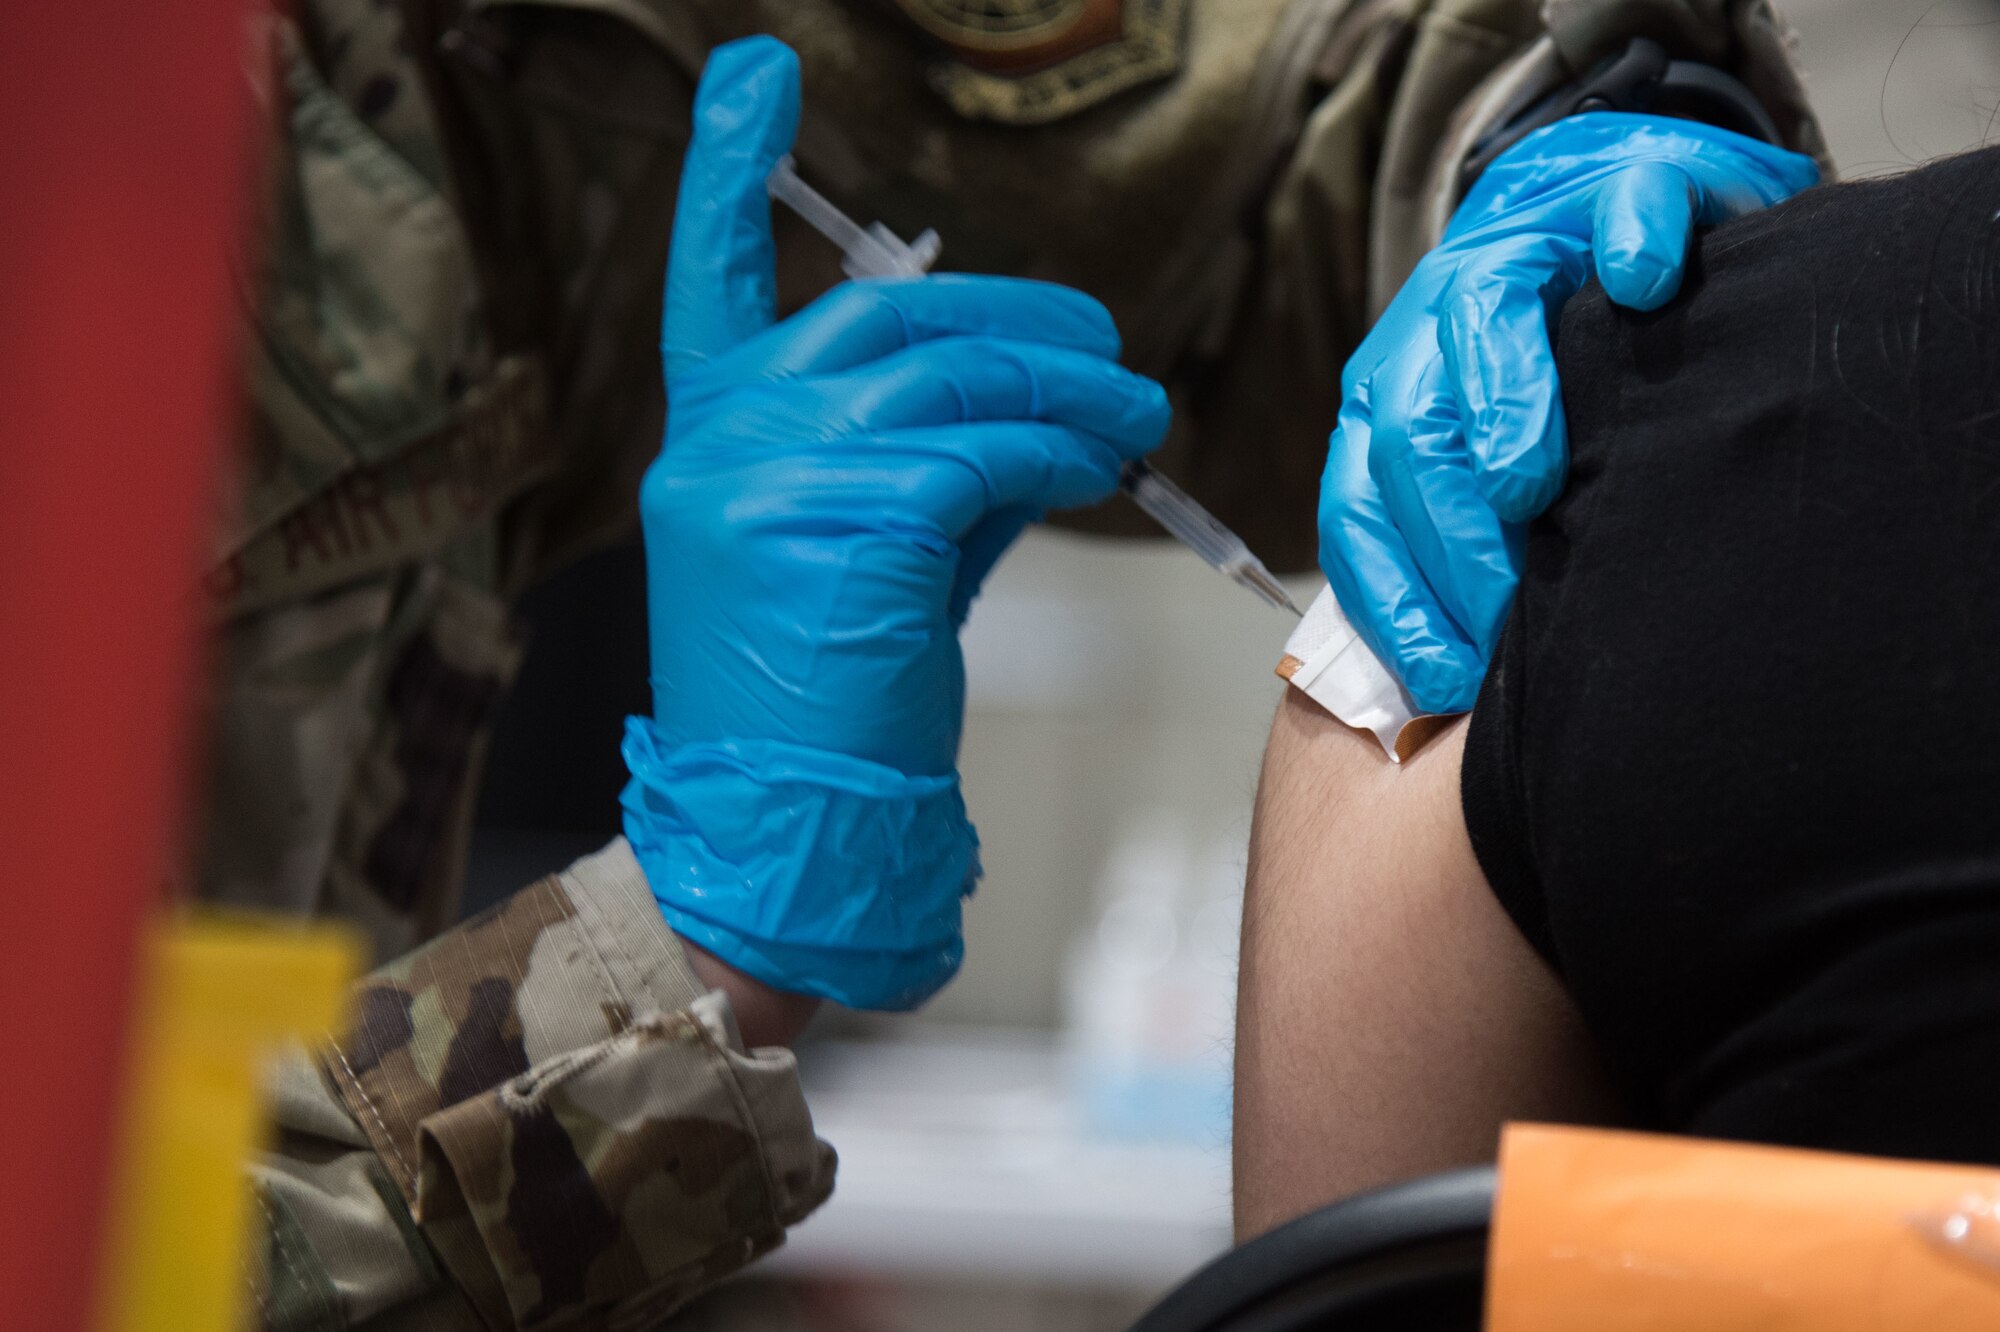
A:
620,718,981,1011
319,837,835,1331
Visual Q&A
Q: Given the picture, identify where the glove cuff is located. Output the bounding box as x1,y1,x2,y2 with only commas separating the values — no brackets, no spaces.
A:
619,718,980,1011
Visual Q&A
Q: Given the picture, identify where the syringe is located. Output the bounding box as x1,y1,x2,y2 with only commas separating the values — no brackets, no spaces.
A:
768,157,1302,616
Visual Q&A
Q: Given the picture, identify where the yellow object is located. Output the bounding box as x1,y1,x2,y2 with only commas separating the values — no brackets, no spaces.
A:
96,914,359,1332
1489,1123,2000,1331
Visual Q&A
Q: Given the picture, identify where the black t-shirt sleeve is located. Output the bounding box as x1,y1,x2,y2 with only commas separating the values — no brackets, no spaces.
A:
1439,144,2000,1164
1460,619,1559,969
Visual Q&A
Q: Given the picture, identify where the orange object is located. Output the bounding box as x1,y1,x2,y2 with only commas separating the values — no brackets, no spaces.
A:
0,4,255,1326
1488,1124,2000,1330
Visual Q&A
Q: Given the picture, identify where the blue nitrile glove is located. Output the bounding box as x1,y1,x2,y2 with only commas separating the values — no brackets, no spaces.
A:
621,37,1169,1010
1320,113,1818,713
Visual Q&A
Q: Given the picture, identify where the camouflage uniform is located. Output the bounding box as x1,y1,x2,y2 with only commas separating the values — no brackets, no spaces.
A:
220,0,1822,1325
247,841,831,1330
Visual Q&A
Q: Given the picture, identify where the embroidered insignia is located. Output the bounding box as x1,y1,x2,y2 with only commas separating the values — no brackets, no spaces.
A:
892,0,1189,124
896,0,1091,51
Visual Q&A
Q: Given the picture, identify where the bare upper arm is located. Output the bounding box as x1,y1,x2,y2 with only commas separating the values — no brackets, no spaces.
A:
1231,692,1617,1240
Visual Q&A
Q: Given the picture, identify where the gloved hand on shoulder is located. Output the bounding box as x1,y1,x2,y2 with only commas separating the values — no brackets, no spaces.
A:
1320,113,1818,714
622,36,1169,1010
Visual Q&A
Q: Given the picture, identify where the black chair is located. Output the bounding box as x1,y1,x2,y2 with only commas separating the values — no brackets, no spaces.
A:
1130,1167,1495,1332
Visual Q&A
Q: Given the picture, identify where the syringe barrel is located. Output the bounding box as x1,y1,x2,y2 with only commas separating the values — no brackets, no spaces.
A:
1120,463,1242,569
767,157,932,278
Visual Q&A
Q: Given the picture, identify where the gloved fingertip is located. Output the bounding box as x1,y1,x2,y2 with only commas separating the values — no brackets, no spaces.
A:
1594,164,1694,311
1457,370,1566,525
1412,671,1483,717
1094,368,1171,456
1397,642,1485,715
1473,452,1562,525
701,35,799,99
1598,246,1684,311
1043,283,1123,358
695,36,801,149
1133,376,1171,449
1733,141,1821,204
1778,151,1823,196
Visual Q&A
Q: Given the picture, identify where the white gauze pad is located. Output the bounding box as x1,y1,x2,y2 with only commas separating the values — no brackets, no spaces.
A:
1275,586,1447,762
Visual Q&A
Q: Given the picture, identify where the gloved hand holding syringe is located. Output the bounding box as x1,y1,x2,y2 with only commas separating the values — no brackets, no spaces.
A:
768,157,1301,616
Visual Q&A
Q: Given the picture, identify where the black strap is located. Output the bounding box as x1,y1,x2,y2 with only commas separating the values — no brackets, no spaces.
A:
1462,38,1783,187
1128,1167,1495,1332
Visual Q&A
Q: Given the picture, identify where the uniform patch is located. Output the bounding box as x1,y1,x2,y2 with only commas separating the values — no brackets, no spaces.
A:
212,357,552,617
895,0,1091,51
895,0,1190,124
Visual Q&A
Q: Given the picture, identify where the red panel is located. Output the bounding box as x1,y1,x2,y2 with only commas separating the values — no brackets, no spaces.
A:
0,4,257,1324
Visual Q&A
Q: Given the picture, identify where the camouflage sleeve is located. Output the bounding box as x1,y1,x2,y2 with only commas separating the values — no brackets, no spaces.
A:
244,839,836,1331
